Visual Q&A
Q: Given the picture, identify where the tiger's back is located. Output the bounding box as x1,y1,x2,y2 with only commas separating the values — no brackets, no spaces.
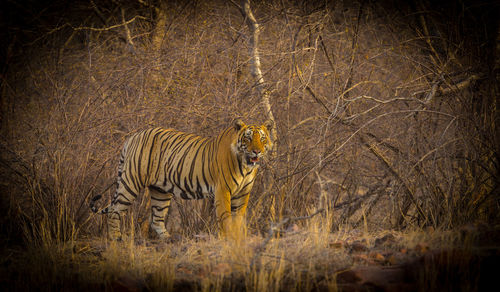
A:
120,128,216,200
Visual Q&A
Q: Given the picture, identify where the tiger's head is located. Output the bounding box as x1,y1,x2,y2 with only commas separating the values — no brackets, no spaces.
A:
233,119,273,168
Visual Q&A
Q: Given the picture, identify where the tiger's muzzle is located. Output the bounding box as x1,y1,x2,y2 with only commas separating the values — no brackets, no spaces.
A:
245,150,262,167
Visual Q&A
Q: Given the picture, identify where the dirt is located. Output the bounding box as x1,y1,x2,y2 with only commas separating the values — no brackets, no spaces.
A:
1,224,499,291
331,225,500,292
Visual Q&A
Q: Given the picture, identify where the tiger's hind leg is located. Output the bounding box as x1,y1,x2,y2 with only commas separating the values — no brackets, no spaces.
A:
149,186,173,239
106,181,140,241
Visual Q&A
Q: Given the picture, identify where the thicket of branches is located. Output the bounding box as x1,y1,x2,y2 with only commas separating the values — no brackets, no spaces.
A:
1,0,498,245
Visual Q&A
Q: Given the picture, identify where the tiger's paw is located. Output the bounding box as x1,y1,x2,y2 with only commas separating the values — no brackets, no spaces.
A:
165,234,182,244
108,235,123,242
151,232,181,244
108,230,123,241
157,231,171,240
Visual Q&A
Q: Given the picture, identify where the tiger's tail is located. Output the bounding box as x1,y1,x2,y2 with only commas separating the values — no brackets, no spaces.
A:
89,182,116,214
90,194,104,214
90,138,129,214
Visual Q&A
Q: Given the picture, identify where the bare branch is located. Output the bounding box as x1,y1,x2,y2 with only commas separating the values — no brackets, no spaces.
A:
121,8,136,53
358,135,426,223
72,15,147,32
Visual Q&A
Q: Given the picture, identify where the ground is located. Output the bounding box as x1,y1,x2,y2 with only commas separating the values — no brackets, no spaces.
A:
2,222,498,291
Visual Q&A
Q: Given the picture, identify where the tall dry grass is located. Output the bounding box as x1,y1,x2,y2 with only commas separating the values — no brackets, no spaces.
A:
4,209,354,291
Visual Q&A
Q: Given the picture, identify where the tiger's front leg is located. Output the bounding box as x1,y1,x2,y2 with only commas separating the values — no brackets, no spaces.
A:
148,186,173,239
232,192,250,240
214,187,232,238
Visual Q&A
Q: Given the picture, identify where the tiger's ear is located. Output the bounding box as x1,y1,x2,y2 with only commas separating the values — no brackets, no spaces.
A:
263,119,274,132
234,119,246,131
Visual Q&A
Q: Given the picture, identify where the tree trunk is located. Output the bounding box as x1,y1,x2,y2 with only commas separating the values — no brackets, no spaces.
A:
240,0,277,142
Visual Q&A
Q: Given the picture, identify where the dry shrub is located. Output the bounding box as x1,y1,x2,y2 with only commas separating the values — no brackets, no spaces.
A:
0,0,498,246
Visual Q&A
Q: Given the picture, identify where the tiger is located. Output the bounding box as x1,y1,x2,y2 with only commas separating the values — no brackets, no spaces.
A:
90,119,273,240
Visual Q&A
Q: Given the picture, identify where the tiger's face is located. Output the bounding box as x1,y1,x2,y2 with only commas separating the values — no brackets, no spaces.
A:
234,119,273,168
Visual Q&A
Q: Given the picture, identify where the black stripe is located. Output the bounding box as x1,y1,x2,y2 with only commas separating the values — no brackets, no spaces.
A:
195,176,204,199
145,130,162,182
121,179,137,198
207,139,216,182
183,177,193,197
188,139,205,187
149,185,167,194
170,134,192,166
237,153,245,177
220,166,233,196
151,196,171,202
167,133,187,156
186,138,204,189
176,136,198,181
221,160,237,187
136,128,155,182
168,167,183,195
162,134,182,166
91,194,102,201
135,131,147,183
123,147,142,192
231,192,249,201
231,203,244,212
166,186,175,194
116,199,132,206
124,164,141,194
173,137,193,184
152,205,169,211
154,130,172,183
240,177,255,192
200,143,211,187
229,150,239,174
114,193,130,202
228,166,239,186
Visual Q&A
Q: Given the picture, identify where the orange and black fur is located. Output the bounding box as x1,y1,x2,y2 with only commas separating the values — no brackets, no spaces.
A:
90,119,273,240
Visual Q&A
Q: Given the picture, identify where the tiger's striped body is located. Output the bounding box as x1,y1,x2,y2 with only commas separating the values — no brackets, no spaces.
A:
91,119,272,240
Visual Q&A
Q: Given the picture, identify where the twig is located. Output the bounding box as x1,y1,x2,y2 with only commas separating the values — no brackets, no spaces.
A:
121,7,136,53
440,74,481,95
423,72,444,104
342,2,364,97
90,0,107,25
417,3,442,67
136,0,158,9
358,135,426,224
287,108,456,198
72,16,147,32
28,15,146,46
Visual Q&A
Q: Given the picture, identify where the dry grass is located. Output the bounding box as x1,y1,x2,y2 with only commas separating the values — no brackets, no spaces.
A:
3,217,497,291
3,219,347,291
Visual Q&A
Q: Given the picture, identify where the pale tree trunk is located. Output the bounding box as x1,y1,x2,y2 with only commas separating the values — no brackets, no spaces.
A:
238,0,280,221
151,1,168,53
150,1,168,87
239,0,277,143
